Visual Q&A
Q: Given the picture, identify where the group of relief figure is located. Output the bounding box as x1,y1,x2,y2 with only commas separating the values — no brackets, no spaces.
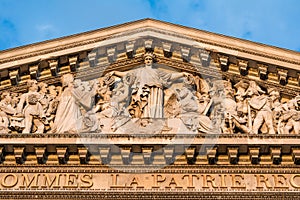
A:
0,52,299,134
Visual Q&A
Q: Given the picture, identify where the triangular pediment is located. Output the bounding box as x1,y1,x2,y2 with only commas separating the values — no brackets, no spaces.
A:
0,18,298,135
1,19,300,199
0,18,299,131
0,18,299,90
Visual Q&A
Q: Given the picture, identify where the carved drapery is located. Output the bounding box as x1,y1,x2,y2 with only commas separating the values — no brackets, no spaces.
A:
0,52,298,135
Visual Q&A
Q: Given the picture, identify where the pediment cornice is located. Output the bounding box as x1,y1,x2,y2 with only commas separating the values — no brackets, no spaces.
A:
0,18,299,69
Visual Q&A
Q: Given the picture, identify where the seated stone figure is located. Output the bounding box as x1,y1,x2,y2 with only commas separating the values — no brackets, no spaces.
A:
175,86,212,133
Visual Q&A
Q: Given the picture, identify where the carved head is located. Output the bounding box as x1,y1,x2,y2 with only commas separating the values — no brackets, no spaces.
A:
143,52,155,66
268,87,280,101
27,80,38,92
73,79,82,89
234,80,249,96
1,92,11,102
243,81,261,97
48,85,57,96
123,73,136,85
38,82,48,93
61,74,74,87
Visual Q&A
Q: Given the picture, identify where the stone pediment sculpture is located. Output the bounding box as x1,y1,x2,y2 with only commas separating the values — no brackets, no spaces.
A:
0,50,299,135
1,19,300,199
0,20,299,135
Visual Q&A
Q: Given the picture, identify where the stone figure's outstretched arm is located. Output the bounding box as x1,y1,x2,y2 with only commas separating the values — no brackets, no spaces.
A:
108,71,127,78
169,72,189,81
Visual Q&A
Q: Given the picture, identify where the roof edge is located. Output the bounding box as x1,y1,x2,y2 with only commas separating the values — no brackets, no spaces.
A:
0,18,299,65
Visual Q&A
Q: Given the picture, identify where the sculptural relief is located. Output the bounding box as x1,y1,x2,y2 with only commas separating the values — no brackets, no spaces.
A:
16,80,46,134
45,85,60,129
51,74,96,133
0,92,16,133
245,81,275,134
109,52,188,119
280,95,300,134
174,86,212,133
0,51,298,135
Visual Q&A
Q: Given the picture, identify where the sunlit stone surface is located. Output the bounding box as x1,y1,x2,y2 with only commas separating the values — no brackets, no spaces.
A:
0,19,299,199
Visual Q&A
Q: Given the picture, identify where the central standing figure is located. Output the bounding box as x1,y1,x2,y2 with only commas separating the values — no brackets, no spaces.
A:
111,52,187,119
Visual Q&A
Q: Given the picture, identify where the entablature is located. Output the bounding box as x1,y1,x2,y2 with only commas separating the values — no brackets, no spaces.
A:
0,134,299,166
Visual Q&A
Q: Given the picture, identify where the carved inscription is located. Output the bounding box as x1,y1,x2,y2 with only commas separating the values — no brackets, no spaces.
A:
109,173,300,190
1,173,300,190
0,173,93,189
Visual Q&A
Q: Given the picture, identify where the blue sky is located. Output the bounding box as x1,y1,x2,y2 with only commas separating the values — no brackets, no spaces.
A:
0,0,300,52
